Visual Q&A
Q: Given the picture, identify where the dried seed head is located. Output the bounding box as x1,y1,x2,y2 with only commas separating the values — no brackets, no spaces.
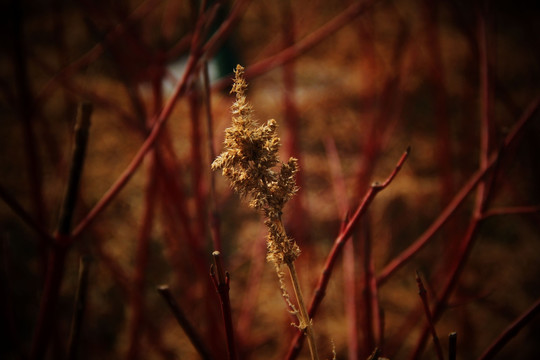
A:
212,64,300,266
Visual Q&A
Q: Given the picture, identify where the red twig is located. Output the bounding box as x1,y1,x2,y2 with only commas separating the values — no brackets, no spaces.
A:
126,153,158,360
409,32,540,360
286,147,410,360
11,0,47,233
71,52,197,240
325,138,358,359
157,285,214,360
481,205,540,219
67,256,91,360
210,251,237,360
0,185,55,245
362,216,382,355
188,87,207,246
478,296,540,360
280,0,308,244
377,94,540,286
415,272,444,360
30,103,92,360
202,0,252,60
212,0,381,91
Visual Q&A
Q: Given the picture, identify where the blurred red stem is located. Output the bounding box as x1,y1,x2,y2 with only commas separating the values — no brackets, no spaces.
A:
35,0,160,109
478,296,540,360
482,205,540,219
157,285,214,360
30,244,68,360
377,94,540,285
30,103,92,360
415,272,444,360
11,0,47,233
325,138,359,359
212,0,380,91
362,217,381,354
67,256,91,360
188,88,206,245
71,53,197,239
126,153,157,359
0,185,55,245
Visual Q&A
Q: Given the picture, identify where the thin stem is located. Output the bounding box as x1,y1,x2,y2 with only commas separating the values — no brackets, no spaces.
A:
324,138,358,359
58,102,92,236
0,184,55,245
377,94,540,285
482,205,540,219
30,102,92,360
286,261,319,360
448,332,457,360
212,0,381,92
126,153,158,360
478,296,540,360
157,285,214,360
415,272,444,360
71,52,197,240
210,251,237,360
67,256,91,360
362,216,381,355
286,148,410,360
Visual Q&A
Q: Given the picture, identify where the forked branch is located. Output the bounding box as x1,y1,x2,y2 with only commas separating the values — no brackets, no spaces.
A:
286,147,410,360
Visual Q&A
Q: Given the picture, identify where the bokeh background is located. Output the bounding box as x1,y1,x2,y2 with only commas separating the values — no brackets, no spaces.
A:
1,0,539,359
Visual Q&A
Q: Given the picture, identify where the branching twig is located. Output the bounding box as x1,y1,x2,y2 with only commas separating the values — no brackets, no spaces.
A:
71,52,197,240
478,296,540,360
286,147,410,360
31,102,92,360
377,94,540,285
212,0,381,91
415,271,444,360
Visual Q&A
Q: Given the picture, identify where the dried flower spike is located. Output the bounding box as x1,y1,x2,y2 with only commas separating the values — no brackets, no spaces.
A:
212,64,300,267
212,65,319,360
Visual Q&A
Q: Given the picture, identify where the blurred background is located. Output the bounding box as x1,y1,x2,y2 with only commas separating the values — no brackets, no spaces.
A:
1,0,539,359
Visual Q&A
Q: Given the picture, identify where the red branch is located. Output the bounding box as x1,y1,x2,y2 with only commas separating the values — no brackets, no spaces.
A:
212,0,381,92
71,53,197,240
415,272,444,360
286,147,410,360
377,94,540,285
478,296,540,360
210,251,237,360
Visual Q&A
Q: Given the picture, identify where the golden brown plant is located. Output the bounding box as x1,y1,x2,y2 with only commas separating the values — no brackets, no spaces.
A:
212,65,319,360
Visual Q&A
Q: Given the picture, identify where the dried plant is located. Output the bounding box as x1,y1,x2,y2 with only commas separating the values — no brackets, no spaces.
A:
212,65,319,360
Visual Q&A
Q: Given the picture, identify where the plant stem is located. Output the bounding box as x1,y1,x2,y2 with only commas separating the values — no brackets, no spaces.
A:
67,256,91,360
286,148,410,360
415,272,444,360
31,102,92,360
286,261,319,360
478,297,540,360
157,285,214,360
210,251,237,360
448,332,457,360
